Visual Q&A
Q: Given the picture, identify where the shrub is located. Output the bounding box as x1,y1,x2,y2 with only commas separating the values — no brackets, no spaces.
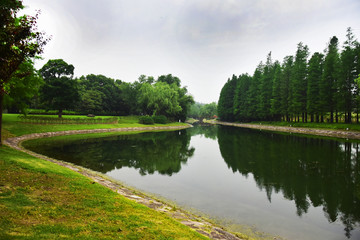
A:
152,115,167,124
139,116,154,125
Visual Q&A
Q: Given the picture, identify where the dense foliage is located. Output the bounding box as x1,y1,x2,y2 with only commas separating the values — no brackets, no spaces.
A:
188,102,218,119
218,28,360,123
0,0,49,144
17,60,194,121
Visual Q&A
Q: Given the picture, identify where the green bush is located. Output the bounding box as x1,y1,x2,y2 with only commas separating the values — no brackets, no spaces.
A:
139,116,154,125
152,115,167,124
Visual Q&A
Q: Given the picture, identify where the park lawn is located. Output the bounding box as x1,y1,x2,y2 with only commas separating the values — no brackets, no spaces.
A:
0,146,207,240
0,114,207,239
2,114,187,137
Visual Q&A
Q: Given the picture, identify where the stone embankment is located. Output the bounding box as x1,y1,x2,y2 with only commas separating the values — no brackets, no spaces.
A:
215,121,360,140
4,125,242,240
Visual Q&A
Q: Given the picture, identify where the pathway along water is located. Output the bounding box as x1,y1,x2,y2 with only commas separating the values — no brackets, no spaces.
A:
15,124,360,240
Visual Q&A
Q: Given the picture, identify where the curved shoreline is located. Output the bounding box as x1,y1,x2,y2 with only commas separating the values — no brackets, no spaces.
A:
4,125,242,240
214,121,360,140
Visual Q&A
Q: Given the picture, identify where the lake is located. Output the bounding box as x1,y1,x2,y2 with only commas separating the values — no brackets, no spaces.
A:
24,125,360,240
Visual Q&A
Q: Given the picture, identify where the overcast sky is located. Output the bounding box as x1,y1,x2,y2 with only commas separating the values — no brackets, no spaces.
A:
22,0,360,103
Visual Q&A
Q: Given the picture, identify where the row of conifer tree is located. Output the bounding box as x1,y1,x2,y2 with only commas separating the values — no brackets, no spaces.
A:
218,28,360,123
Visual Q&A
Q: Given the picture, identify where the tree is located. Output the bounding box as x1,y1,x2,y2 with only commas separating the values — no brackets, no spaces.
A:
138,82,182,117
339,27,358,123
320,36,341,123
0,0,48,144
200,102,217,119
78,74,126,115
259,52,275,120
270,63,282,120
4,60,43,113
39,59,80,118
280,56,293,121
306,52,324,122
247,63,263,121
290,42,309,122
218,75,237,121
234,74,251,121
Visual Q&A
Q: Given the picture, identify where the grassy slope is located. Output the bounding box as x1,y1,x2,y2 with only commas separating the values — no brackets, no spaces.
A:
0,114,207,240
3,114,187,137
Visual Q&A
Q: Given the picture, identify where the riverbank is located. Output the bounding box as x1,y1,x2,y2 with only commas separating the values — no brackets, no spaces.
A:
214,121,360,140
1,114,245,240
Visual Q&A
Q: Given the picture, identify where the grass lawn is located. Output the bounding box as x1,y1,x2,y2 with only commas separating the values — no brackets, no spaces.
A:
3,114,187,138
0,114,207,239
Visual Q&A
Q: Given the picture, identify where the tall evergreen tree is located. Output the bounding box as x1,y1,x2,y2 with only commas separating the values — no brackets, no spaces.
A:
234,74,251,121
270,62,282,120
320,36,341,123
280,56,294,121
218,75,237,121
259,52,274,120
290,42,309,122
307,52,324,122
247,63,263,121
339,27,358,123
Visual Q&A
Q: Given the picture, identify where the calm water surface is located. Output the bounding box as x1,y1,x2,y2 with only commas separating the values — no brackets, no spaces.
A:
24,125,360,240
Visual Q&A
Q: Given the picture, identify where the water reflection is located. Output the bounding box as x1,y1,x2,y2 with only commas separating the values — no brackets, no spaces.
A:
217,126,360,238
25,130,194,176
24,125,360,239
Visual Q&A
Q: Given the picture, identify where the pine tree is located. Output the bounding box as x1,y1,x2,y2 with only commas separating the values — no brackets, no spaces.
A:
290,42,309,122
247,63,263,121
270,62,282,120
320,36,341,123
259,53,275,120
307,52,324,122
218,75,237,121
339,27,358,123
234,74,251,121
280,56,294,121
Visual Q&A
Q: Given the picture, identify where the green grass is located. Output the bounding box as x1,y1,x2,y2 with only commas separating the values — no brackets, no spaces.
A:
0,114,207,239
2,114,187,137
0,145,207,240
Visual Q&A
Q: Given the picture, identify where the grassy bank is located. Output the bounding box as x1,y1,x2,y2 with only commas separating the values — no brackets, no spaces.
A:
0,114,207,239
3,114,187,138
0,146,206,239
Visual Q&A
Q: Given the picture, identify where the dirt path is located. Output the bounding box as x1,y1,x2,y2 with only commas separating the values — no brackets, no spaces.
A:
4,125,242,240
215,121,360,140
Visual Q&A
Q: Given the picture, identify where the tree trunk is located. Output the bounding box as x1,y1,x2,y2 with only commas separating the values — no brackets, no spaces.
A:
330,111,334,123
58,109,63,118
335,111,338,123
0,93,3,146
348,111,352,124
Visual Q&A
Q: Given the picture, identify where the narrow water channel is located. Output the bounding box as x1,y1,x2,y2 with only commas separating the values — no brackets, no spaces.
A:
23,125,360,240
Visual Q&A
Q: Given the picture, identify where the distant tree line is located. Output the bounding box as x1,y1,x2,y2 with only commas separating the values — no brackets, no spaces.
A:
188,102,217,119
218,28,360,123
5,58,194,121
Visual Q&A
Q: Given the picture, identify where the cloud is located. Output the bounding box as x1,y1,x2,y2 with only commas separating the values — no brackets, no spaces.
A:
22,0,360,103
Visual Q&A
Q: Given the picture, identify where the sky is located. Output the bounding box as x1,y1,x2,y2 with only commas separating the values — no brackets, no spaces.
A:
22,0,360,103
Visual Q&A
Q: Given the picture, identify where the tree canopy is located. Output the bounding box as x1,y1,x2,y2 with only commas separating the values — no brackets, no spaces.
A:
39,59,79,118
0,0,48,144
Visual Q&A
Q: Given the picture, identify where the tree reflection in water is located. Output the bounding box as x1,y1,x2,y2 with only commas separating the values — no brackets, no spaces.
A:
26,130,194,176
217,126,360,239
